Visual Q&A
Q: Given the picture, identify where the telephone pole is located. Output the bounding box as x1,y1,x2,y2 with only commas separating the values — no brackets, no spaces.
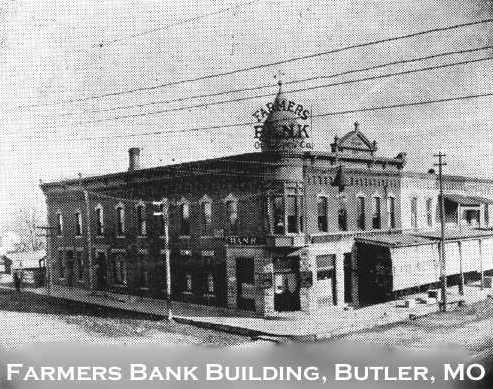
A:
154,201,173,321
79,174,94,293
434,153,447,311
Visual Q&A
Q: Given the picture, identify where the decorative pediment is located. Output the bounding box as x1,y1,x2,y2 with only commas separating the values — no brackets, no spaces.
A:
331,122,377,155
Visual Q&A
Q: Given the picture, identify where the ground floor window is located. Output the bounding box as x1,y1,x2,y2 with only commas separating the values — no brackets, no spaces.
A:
185,273,192,292
206,273,215,294
139,261,150,288
75,251,84,280
58,250,65,278
316,254,336,305
111,254,127,285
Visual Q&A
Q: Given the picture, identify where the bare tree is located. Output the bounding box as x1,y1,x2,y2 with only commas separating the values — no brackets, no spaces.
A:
10,206,46,252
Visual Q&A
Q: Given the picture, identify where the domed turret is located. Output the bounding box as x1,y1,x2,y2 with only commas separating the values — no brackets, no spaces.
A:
259,81,311,153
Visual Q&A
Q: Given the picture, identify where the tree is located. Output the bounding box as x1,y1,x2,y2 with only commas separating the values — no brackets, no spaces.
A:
10,206,46,252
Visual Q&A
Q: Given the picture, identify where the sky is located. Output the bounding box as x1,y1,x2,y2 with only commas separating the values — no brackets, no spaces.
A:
0,0,492,233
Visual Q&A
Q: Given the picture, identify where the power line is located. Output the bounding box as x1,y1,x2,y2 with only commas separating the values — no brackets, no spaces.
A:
97,0,259,47
13,18,493,111
12,53,493,139
58,45,493,118
73,55,493,126
13,90,493,143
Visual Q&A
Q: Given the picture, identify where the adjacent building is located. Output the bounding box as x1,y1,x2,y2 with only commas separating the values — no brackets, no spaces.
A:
40,84,493,316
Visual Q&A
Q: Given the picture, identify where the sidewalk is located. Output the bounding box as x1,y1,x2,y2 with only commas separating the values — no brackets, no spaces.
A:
3,283,491,341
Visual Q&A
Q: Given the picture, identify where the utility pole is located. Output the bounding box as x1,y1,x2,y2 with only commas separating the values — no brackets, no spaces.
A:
154,201,173,321
79,174,94,293
35,225,57,295
434,153,447,311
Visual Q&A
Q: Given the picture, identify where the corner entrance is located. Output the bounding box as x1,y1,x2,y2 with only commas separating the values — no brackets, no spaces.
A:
236,257,255,311
273,257,300,311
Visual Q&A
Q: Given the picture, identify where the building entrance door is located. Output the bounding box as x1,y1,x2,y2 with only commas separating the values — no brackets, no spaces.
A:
236,257,255,311
273,257,300,311
95,252,107,291
344,253,353,304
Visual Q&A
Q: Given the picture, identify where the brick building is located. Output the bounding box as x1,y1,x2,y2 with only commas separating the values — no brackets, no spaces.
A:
41,84,493,316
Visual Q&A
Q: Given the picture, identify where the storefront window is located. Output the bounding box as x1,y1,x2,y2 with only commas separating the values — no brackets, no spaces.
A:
207,273,215,294
112,255,126,285
185,273,192,292
76,251,84,280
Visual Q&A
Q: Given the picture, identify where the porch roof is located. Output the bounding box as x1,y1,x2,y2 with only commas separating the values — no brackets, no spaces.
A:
355,233,433,248
444,193,481,206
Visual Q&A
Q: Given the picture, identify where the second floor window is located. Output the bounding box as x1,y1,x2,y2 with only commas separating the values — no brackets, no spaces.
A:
74,212,82,236
225,200,238,233
116,206,125,235
201,201,212,235
338,203,348,231
317,196,328,232
273,196,284,234
180,203,190,236
95,206,104,235
357,197,365,230
426,198,433,227
372,197,381,229
388,196,396,229
286,195,298,233
56,213,63,235
411,197,418,229
136,204,146,236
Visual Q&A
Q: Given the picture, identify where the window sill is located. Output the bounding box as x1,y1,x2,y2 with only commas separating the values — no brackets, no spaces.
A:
179,235,191,239
116,235,126,239
182,291,193,295
137,235,147,239
139,287,150,291
200,235,215,239
110,283,127,288
203,293,216,298
75,235,82,239
96,235,105,239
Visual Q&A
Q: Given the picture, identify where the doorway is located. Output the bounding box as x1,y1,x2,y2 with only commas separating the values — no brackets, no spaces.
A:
344,253,353,304
273,257,300,311
236,257,255,311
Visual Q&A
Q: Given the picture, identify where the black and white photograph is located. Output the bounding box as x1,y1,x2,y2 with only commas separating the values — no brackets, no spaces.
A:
0,0,492,388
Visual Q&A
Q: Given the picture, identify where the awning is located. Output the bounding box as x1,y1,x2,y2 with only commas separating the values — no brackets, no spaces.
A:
470,195,493,205
444,194,480,206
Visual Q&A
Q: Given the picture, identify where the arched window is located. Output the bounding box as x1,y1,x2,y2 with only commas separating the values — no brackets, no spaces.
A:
95,204,104,235
74,210,82,236
135,201,146,236
115,203,125,236
177,198,190,236
200,195,212,236
224,194,238,233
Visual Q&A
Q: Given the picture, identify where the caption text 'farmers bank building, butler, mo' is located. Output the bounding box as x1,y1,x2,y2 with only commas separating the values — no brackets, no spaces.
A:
41,83,493,316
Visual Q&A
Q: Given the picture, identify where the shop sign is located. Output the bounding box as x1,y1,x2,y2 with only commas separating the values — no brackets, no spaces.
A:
225,236,257,245
257,273,273,289
299,271,313,288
